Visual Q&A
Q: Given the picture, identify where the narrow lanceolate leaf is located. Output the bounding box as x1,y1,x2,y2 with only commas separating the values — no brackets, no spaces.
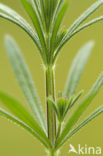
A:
39,0,46,29
69,90,84,108
31,0,45,31
52,0,64,26
44,0,51,30
65,0,103,40
21,0,47,63
0,108,50,148
0,91,39,128
5,35,47,133
50,1,69,56
64,41,94,98
55,16,103,49
53,0,103,62
56,106,103,149
64,90,83,118
0,91,50,147
71,16,103,39
0,4,42,54
56,73,103,147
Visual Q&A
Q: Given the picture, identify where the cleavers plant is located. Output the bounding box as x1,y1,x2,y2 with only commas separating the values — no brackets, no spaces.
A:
0,0,103,156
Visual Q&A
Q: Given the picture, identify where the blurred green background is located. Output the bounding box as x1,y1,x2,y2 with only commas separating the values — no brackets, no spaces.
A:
0,0,103,155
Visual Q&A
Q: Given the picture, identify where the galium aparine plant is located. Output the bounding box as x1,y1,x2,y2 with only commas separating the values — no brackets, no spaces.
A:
0,0,103,156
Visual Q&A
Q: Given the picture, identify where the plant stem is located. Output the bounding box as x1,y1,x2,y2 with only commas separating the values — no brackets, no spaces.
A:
47,150,59,156
46,66,56,145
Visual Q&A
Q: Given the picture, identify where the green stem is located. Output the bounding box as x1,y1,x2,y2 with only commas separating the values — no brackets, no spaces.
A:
46,66,56,145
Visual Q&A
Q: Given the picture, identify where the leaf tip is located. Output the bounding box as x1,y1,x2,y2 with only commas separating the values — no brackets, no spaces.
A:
4,34,13,47
87,40,95,48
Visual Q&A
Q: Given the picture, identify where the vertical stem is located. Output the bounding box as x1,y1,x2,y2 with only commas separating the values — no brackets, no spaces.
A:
47,151,59,156
46,66,56,145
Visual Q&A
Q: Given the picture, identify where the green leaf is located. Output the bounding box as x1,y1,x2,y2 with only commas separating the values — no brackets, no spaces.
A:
50,0,57,19
53,0,103,62
0,91,50,147
53,16,103,54
47,96,71,122
44,0,50,30
52,0,63,27
47,97,58,117
56,73,103,147
64,41,94,98
0,108,50,148
32,0,45,32
39,0,46,29
53,28,67,51
56,106,103,149
5,35,47,133
57,97,69,122
64,90,83,117
30,0,45,30
65,0,103,40
0,91,38,128
50,1,69,56
21,0,47,63
40,0,58,32
69,90,84,108
71,16,103,39
0,4,42,55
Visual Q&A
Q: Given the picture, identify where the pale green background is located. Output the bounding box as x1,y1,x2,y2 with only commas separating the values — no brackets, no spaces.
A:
0,0,103,156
